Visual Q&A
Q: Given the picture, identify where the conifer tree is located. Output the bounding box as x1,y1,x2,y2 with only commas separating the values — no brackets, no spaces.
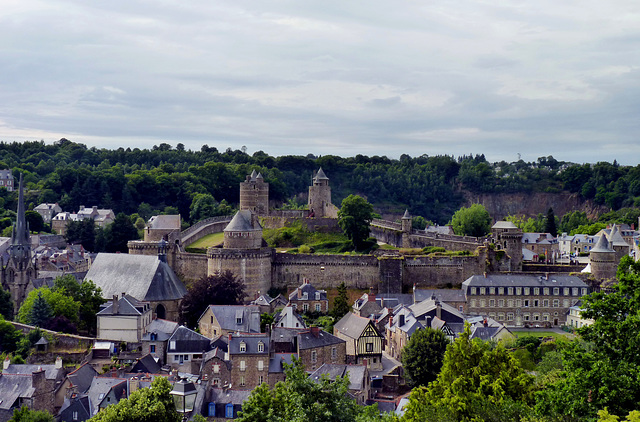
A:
545,207,558,236
29,292,52,327
332,282,350,320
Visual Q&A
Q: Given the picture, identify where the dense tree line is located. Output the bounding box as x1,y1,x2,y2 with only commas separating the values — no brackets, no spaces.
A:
2,140,640,226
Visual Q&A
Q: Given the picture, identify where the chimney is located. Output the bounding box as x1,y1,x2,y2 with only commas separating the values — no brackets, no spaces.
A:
3,356,10,370
483,318,488,327
93,206,98,212
31,368,46,391
55,356,63,370
129,377,140,393
304,278,310,285
436,302,442,320
112,295,119,314
545,273,549,281
228,333,233,342
483,272,487,278
389,316,393,326
399,314,405,327
310,326,320,337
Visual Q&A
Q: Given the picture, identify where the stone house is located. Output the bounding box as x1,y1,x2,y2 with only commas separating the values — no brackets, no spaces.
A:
522,233,559,258
206,388,252,419
34,203,62,223
413,289,467,314
288,279,328,313
0,169,14,191
566,302,594,329
274,306,306,329
58,395,91,422
251,293,287,314
141,318,179,365
97,294,152,343
0,358,65,416
296,326,346,372
144,214,182,242
167,326,213,373
201,347,232,388
334,313,384,371
198,305,261,339
228,333,270,390
309,364,371,405
55,362,98,411
268,353,297,387
462,273,588,327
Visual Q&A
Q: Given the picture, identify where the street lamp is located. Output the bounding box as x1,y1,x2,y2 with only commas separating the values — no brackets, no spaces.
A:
170,378,198,421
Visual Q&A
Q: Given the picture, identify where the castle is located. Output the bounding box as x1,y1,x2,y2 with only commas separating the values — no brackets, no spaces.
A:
130,169,525,298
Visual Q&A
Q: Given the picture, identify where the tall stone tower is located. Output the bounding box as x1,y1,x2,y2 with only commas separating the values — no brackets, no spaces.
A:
239,170,269,216
1,174,36,314
308,168,337,218
590,234,617,281
401,210,412,248
207,210,272,297
491,221,523,272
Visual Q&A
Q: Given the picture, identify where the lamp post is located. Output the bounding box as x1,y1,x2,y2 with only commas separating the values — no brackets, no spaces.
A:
170,378,198,422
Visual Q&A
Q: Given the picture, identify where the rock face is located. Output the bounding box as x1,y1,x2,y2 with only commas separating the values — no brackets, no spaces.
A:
463,191,609,221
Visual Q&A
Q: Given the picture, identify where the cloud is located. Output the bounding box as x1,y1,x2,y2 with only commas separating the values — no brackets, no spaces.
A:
0,0,639,164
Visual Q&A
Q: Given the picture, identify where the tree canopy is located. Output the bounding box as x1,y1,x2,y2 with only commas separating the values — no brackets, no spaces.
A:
18,287,80,333
401,327,449,388
338,195,374,250
449,204,492,237
179,270,246,328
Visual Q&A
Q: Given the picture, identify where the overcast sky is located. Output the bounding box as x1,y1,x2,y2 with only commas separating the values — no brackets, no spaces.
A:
1,0,639,164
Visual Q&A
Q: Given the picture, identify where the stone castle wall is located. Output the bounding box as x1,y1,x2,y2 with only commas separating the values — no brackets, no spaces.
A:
404,254,486,288
208,248,273,294
173,252,209,282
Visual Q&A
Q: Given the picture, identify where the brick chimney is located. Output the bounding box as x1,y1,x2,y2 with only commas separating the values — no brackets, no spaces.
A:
3,356,10,370
310,326,320,337
31,368,46,391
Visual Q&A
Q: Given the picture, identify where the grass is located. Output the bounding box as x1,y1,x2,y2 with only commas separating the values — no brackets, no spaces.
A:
511,330,574,340
186,232,224,249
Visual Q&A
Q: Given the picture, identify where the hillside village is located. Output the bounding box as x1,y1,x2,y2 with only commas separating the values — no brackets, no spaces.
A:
0,164,638,421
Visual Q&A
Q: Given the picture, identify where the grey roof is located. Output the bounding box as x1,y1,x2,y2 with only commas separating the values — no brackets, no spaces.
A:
608,226,629,247
229,334,269,355
462,274,588,289
2,364,63,381
97,294,149,316
141,319,179,342
224,210,261,232
85,253,186,302
413,289,466,303
289,282,327,301
297,329,345,350
256,172,264,180
269,353,298,373
591,234,614,253
167,326,212,354
147,215,181,230
409,298,465,322
309,364,367,391
402,209,410,219
492,221,518,229
522,233,556,244
0,374,34,410
314,167,329,180
252,294,273,306
334,313,377,340
86,377,127,415
470,326,500,341
131,354,162,374
199,305,261,333
209,388,252,405
203,347,227,364
67,363,99,394
59,395,91,421
250,169,258,181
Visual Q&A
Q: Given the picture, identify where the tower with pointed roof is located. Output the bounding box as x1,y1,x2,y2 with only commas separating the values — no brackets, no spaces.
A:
590,234,617,281
308,168,337,218
1,174,37,313
239,169,269,216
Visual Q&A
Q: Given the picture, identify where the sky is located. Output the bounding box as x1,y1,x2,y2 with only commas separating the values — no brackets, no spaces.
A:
1,0,639,165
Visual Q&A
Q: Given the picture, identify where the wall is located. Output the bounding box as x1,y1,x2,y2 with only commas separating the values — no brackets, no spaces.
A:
173,252,209,282
9,321,95,350
260,216,340,233
208,248,273,294
403,254,486,289
180,217,232,247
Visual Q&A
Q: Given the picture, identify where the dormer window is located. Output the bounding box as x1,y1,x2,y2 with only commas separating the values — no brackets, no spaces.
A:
239,341,246,353
169,341,176,350
315,292,320,300
303,292,308,300
257,342,264,353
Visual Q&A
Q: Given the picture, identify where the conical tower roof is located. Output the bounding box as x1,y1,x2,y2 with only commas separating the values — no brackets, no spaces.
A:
591,234,614,253
608,224,629,247
314,168,329,181
256,172,264,180
249,169,258,181
402,209,411,219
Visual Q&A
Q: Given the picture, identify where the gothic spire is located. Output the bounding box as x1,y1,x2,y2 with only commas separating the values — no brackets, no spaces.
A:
9,173,31,262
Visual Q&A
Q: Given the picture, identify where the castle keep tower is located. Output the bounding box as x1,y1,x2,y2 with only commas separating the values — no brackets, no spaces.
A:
1,174,36,313
208,210,272,296
308,168,337,218
240,170,269,216
491,221,523,271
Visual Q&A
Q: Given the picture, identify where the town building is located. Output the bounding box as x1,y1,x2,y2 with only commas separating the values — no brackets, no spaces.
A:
462,273,588,327
309,364,371,405
334,313,384,371
288,279,328,313
96,294,153,343
228,333,270,390
144,214,182,242
0,169,14,191
34,203,62,223
141,318,179,365
198,305,262,339
166,326,213,373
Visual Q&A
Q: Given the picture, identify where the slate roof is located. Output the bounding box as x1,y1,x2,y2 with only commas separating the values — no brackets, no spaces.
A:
297,329,345,350
608,225,629,247
59,395,91,422
413,289,466,304
309,364,367,391
470,326,501,341
522,233,557,244
199,305,261,334
269,353,298,373
409,298,465,322
67,363,99,394
590,234,614,253
252,294,273,306
334,313,376,340
289,282,327,301
462,274,587,290
85,253,186,302
314,168,329,180
274,306,306,328
131,354,162,374
147,215,181,230
167,326,212,354
2,364,63,381
224,210,261,232
86,377,127,416
492,221,518,229
141,319,179,342
0,374,35,410
97,294,149,316
229,334,269,355
209,388,252,405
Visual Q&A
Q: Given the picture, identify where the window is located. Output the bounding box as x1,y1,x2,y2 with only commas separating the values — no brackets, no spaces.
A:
524,300,529,307
240,376,245,387
257,342,264,353
174,355,179,362
498,299,504,307
543,314,549,321
524,314,530,321
489,299,495,307
73,411,78,421
169,341,176,350
315,304,321,312
498,287,504,295
553,287,559,295
553,299,559,307
311,350,317,363
210,316,213,323
582,288,587,296
459,305,464,312
303,303,309,312
258,360,264,371
150,345,156,353
480,287,486,295
498,313,504,321
489,287,495,295
292,304,297,310
534,288,540,295
213,363,220,374
508,287,514,295
564,288,570,296
240,360,246,371
543,287,549,295
534,299,539,307
209,402,216,417
226,403,234,418
564,299,570,308
236,317,242,324
258,375,264,385
331,347,337,360
470,287,476,295
150,333,157,341
315,292,321,300
543,299,549,307
507,313,514,321
515,299,521,307
470,299,476,307
239,342,246,353
516,287,522,295
479,299,486,307
507,299,514,307
184,355,189,361
366,343,374,352
524,287,530,295
572,288,579,296
533,314,540,321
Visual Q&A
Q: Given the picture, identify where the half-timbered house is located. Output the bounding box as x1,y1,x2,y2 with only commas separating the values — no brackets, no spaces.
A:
334,313,384,370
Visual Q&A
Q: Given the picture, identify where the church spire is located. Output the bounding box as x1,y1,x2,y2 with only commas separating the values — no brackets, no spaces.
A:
9,173,31,263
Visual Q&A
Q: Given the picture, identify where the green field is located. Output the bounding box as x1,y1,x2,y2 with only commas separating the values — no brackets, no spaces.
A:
186,232,224,249
511,330,575,340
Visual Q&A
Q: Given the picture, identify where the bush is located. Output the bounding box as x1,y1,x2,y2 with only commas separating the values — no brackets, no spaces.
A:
423,246,446,254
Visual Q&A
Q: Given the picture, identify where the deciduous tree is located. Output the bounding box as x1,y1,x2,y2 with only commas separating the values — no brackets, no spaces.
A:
401,327,448,388
338,195,374,250
449,204,491,237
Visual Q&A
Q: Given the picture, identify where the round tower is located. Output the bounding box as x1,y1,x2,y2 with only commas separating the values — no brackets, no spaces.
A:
308,168,332,218
401,209,412,233
590,234,617,281
208,210,272,296
491,221,523,271
239,170,269,216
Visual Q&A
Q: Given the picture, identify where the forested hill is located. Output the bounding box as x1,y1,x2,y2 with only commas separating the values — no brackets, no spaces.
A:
1,139,638,225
